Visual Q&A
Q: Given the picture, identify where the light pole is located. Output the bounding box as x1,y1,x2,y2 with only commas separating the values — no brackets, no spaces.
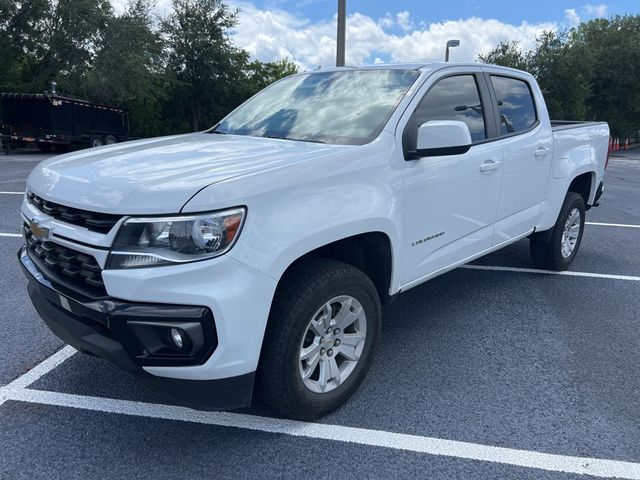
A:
445,39,460,62
336,0,346,67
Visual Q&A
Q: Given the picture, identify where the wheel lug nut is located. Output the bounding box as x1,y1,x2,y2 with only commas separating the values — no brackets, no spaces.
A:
333,328,340,335
326,327,332,335
320,347,326,356
327,349,333,357
334,339,340,346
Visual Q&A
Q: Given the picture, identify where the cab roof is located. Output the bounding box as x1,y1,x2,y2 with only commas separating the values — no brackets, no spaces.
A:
308,62,528,76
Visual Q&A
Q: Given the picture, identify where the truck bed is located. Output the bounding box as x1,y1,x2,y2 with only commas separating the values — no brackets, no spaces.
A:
551,120,608,132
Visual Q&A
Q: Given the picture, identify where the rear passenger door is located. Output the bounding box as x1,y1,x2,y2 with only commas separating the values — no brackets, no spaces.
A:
485,73,554,244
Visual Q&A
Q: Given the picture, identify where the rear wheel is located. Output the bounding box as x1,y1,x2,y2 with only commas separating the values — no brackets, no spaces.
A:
91,136,103,147
105,135,117,145
257,259,381,420
530,192,585,271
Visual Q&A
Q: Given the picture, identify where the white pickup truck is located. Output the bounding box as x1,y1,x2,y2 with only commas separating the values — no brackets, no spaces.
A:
19,63,609,419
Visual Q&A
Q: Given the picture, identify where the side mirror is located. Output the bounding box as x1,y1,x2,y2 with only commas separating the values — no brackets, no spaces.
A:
413,120,472,158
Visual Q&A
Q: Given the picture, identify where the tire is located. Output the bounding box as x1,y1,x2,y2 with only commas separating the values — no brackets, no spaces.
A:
257,258,381,420
91,136,103,147
530,192,585,271
36,142,53,152
53,144,69,153
105,135,117,145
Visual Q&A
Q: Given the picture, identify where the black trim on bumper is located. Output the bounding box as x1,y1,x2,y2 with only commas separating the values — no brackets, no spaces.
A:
18,246,254,410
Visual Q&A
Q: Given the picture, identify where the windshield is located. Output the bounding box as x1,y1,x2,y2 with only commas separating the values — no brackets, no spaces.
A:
213,69,420,145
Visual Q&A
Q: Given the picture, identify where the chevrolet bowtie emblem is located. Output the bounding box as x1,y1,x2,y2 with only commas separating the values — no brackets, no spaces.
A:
29,218,50,241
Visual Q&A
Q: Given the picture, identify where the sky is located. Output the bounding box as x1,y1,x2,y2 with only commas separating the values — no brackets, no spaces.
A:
112,0,639,69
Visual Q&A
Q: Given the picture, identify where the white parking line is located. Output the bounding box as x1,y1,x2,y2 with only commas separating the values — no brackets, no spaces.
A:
1,328,639,478
461,264,640,282
5,346,76,391
0,233,21,238
0,346,76,406
0,388,637,479
0,191,23,195
586,221,640,229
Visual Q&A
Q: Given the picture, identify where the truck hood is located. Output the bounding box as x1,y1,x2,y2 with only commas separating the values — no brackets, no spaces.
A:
27,133,348,214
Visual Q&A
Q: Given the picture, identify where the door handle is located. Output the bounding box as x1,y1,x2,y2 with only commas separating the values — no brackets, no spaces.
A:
535,146,551,157
479,160,500,172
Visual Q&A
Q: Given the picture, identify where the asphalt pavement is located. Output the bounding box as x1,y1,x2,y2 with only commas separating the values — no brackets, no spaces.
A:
0,149,638,479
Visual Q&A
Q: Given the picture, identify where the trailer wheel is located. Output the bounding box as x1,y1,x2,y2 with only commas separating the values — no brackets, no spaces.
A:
91,136,103,147
36,142,53,152
105,135,117,145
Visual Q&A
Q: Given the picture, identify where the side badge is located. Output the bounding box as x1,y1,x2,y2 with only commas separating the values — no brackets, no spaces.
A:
412,231,444,247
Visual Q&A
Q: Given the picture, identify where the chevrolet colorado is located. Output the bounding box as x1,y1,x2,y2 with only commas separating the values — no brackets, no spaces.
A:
19,63,609,420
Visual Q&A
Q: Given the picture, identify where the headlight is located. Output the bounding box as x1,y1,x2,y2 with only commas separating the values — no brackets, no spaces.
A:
107,207,246,269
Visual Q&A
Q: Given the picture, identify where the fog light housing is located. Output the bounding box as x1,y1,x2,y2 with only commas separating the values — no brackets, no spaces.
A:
109,305,217,367
170,327,184,349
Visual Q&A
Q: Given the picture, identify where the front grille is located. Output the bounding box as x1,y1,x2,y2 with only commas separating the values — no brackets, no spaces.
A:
23,223,107,297
27,192,121,234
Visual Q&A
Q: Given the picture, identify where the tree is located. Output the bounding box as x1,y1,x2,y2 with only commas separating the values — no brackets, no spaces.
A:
0,0,49,92
526,31,589,120
244,58,299,94
571,16,640,136
88,0,166,137
477,40,527,71
35,0,113,93
480,16,640,137
162,0,249,131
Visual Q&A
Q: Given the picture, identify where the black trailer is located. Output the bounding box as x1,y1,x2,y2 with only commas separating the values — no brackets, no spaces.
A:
0,92,128,153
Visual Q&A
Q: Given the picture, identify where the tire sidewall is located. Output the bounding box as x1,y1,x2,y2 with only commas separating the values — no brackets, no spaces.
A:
551,193,586,269
264,262,381,418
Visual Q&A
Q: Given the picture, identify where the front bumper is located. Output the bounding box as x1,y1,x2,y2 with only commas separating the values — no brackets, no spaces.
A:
19,246,254,410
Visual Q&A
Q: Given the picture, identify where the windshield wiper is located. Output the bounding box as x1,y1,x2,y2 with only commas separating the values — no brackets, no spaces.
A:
262,134,326,144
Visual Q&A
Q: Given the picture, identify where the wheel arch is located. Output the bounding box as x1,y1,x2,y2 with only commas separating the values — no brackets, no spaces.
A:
568,171,596,207
274,231,395,306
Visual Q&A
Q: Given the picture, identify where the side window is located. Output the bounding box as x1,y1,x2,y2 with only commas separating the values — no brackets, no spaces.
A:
409,75,487,145
490,76,537,135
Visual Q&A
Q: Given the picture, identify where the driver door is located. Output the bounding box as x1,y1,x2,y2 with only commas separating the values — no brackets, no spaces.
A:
399,72,503,288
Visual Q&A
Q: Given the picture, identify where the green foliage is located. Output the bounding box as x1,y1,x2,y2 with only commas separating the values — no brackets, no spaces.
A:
477,41,527,71
87,0,166,137
479,15,640,137
0,0,298,137
244,58,300,93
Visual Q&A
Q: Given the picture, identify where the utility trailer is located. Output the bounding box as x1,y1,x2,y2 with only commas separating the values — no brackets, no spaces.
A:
0,91,128,153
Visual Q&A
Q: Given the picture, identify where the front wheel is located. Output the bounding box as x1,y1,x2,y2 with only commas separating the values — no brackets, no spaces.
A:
530,192,585,271
257,259,381,420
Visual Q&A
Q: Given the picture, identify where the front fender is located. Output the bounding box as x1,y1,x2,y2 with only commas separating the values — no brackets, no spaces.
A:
182,134,404,292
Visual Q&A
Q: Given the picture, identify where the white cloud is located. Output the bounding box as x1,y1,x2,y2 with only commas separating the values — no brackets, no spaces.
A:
378,12,394,29
583,3,608,17
396,11,414,32
564,8,581,26
109,1,556,70
232,2,555,69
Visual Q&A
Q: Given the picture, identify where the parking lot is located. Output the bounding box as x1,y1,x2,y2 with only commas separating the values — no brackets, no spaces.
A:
0,150,639,479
